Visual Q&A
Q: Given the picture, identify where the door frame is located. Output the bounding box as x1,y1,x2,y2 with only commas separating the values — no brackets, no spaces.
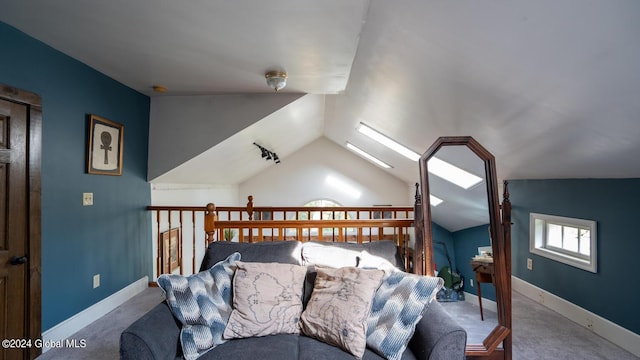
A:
1,84,42,359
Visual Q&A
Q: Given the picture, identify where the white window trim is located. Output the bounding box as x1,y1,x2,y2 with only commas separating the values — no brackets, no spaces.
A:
529,212,597,273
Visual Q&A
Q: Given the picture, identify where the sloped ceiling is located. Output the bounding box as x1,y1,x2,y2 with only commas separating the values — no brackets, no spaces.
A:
2,0,640,231
152,94,325,185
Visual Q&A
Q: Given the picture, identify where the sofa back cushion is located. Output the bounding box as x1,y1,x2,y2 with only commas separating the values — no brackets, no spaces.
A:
201,240,404,272
200,241,302,271
301,240,405,270
298,240,404,307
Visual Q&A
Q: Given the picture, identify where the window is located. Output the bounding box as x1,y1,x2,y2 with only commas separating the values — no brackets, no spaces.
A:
292,200,352,238
529,213,597,273
301,199,346,220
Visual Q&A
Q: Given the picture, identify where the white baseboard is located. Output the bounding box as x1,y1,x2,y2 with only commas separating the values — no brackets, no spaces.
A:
463,291,497,313
512,276,640,358
41,276,148,352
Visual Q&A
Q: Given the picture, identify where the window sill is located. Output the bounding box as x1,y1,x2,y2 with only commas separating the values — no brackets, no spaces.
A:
530,247,596,273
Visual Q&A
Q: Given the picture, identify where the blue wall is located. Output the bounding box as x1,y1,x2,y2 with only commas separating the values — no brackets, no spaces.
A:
453,224,495,301
0,22,152,331
433,222,496,301
432,222,455,274
509,179,640,335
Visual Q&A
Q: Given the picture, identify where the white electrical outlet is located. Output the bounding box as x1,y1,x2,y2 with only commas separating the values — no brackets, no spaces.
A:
469,279,474,287
527,258,533,270
93,274,100,288
83,192,94,206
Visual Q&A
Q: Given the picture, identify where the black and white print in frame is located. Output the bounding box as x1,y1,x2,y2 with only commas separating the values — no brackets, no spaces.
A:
86,114,124,176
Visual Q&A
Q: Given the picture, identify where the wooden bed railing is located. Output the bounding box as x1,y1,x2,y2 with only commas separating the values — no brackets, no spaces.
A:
147,197,415,279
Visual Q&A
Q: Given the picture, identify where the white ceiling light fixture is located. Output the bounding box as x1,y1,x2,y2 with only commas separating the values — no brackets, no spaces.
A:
346,142,392,169
265,71,287,92
357,123,420,161
428,157,483,189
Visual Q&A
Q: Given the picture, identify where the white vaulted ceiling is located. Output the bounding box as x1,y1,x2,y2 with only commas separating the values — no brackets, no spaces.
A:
3,0,640,230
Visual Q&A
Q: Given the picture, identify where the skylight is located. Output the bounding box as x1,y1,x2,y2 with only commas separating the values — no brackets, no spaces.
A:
355,122,481,189
427,157,482,189
357,123,421,161
430,194,443,207
346,142,392,169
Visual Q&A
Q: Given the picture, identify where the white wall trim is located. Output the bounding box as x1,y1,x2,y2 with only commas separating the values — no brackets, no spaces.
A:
463,291,497,313
512,276,640,357
41,276,148,352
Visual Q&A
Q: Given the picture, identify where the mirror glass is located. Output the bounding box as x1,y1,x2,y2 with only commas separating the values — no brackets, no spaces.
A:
426,145,497,344
418,136,511,358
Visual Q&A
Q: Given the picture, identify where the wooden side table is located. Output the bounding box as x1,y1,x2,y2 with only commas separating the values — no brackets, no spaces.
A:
470,259,495,321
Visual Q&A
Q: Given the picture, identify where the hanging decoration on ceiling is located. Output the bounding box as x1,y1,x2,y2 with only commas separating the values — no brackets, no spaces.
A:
253,142,280,164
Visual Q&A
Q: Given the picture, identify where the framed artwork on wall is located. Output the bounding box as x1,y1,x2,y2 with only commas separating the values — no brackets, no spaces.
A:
162,228,180,273
87,114,124,175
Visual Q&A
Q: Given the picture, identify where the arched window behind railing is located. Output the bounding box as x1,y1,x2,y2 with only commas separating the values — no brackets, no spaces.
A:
301,199,348,221
298,199,349,238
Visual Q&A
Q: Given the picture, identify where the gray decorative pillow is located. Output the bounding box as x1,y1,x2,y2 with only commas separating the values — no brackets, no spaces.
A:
157,252,240,360
365,271,443,360
300,267,384,359
224,261,307,339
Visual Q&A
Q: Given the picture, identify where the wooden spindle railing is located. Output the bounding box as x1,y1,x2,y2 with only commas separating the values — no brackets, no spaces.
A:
147,205,207,280
148,197,416,280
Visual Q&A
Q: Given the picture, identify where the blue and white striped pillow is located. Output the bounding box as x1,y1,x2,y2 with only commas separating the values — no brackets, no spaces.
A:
362,253,443,360
158,252,241,360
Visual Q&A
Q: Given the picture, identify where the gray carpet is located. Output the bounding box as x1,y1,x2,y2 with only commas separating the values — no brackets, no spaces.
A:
441,298,499,344
511,291,638,360
444,292,639,360
36,288,164,360
36,287,638,359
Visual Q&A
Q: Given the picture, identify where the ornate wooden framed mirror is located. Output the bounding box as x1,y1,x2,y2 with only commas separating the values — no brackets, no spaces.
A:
417,136,512,359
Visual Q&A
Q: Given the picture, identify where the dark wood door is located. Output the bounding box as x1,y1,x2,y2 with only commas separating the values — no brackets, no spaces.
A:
0,87,41,360
0,97,29,360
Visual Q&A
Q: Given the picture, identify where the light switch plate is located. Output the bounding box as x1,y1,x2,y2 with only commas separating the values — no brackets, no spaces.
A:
83,192,93,206
93,274,100,288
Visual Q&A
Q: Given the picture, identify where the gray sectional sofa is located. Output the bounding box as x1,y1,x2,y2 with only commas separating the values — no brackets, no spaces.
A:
120,240,466,360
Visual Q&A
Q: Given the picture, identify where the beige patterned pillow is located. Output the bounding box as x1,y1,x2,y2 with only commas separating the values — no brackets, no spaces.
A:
300,267,384,359
223,261,307,339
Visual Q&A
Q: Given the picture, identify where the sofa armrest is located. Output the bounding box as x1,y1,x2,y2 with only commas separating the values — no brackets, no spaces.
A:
408,301,466,360
120,302,182,360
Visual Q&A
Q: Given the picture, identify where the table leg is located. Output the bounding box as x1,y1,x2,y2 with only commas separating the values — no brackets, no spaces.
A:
477,281,484,321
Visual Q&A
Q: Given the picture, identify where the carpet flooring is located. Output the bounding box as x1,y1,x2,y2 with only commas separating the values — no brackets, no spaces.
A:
36,287,638,359
440,298,499,345
443,292,639,360
36,288,164,360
